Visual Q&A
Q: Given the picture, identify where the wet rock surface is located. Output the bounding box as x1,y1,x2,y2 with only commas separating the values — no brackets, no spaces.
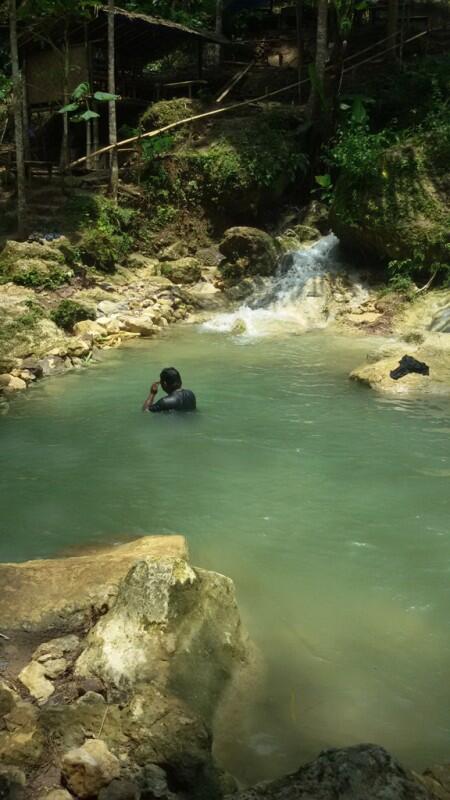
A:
231,744,437,800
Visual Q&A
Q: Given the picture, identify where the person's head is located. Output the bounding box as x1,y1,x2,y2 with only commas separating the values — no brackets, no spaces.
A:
160,367,182,393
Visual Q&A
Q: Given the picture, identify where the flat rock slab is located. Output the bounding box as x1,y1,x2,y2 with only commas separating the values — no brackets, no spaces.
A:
0,535,187,633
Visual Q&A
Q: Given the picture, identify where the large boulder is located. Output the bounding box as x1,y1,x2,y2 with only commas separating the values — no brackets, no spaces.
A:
350,341,450,396
75,558,249,724
161,257,202,285
232,744,435,800
0,535,187,633
0,240,72,288
219,227,280,282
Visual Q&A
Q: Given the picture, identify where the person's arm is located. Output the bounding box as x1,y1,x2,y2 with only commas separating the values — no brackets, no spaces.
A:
142,381,159,411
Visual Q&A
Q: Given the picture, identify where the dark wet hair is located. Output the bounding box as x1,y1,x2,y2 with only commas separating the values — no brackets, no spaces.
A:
160,367,182,391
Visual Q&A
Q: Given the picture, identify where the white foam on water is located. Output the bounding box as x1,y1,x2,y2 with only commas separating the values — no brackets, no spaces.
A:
202,234,369,338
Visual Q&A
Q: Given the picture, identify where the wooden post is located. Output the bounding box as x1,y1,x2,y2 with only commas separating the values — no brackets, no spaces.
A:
93,101,100,169
215,0,224,65
86,118,92,169
108,0,119,203
197,40,203,79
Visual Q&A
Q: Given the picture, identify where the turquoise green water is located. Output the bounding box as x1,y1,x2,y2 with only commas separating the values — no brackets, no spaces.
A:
1,325,449,782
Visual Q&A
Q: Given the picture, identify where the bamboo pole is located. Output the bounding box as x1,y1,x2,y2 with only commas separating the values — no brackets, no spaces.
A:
69,29,429,170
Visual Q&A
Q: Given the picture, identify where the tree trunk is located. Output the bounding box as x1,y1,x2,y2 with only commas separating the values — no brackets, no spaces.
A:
215,0,224,65
61,25,70,171
306,0,329,122
9,0,27,238
295,0,304,104
387,0,399,59
108,0,119,203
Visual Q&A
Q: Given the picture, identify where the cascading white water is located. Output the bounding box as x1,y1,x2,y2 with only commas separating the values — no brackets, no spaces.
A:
203,234,369,338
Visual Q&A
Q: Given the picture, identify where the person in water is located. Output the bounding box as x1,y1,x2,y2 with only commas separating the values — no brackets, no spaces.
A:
142,367,197,413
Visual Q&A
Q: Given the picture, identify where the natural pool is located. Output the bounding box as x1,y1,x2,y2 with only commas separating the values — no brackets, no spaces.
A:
1,320,449,784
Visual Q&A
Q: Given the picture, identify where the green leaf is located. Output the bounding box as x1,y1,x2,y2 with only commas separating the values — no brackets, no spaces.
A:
80,109,100,121
72,82,90,100
315,174,332,188
58,102,79,114
93,91,120,102
351,97,368,124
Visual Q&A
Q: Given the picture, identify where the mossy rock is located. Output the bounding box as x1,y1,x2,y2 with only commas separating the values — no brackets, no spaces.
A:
0,240,72,288
219,227,281,282
140,98,203,132
331,137,450,268
160,257,201,284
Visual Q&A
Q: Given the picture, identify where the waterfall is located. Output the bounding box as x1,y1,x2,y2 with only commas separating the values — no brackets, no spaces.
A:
203,234,369,338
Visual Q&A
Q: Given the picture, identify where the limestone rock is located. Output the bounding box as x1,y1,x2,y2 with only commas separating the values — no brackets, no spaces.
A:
73,320,106,340
75,558,249,724
0,682,18,717
0,535,187,633
119,316,157,336
161,257,201,285
2,376,27,394
127,253,160,274
18,661,54,705
233,744,434,800
61,739,120,799
160,241,189,261
43,790,73,800
0,240,71,287
41,658,68,680
33,635,80,663
96,317,125,335
97,299,128,316
350,347,450,396
219,227,280,282
0,701,43,767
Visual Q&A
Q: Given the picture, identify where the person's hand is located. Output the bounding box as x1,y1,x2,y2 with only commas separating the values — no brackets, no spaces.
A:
150,381,160,394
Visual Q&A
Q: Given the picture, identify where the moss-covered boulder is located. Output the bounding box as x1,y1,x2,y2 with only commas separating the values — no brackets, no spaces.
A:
331,131,450,269
161,257,201,284
0,240,72,289
219,227,281,282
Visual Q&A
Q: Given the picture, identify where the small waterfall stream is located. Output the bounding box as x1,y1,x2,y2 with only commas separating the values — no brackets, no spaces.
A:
203,235,369,338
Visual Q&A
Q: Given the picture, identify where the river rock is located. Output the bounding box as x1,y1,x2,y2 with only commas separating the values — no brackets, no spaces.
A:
41,658,68,680
98,778,140,799
43,790,73,800
96,316,125,334
61,739,120,799
38,355,68,377
0,682,18,717
33,635,80,663
18,661,54,705
350,345,450,396
119,315,157,336
0,701,44,768
233,744,434,800
160,257,202,285
0,535,187,633
0,767,26,800
160,241,189,261
73,320,106,340
75,558,249,723
219,227,280,282
2,376,27,394
127,253,160,274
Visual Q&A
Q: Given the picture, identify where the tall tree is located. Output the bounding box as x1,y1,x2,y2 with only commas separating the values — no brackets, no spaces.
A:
387,0,399,59
307,0,329,122
9,0,27,237
108,0,118,203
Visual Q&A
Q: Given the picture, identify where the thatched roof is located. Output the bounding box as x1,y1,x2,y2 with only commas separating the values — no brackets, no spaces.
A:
108,6,229,45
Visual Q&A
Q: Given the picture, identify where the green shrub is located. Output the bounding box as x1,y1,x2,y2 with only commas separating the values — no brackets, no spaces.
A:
14,266,69,290
51,299,95,332
79,228,131,272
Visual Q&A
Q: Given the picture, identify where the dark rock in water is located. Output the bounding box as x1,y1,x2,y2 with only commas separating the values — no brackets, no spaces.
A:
98,779,141,799
231,744,435,799
390,355,430,381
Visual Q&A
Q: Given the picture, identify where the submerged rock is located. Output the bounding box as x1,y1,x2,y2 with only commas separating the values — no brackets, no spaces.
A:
232,744,434,799
220,227,280,282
